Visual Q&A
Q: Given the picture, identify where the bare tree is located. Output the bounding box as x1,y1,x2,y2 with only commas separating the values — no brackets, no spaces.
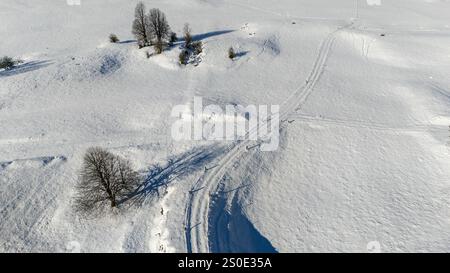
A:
75,147,140,213
147,8,170,45
183,23,192,48
132,2,150,47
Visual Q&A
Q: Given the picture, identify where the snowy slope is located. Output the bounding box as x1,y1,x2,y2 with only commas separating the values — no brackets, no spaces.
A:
1,0,450,252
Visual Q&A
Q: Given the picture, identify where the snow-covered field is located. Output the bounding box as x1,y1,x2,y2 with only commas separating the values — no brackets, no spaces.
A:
1,0,450,253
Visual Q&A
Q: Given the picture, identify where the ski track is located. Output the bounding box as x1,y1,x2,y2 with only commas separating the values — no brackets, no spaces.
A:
184,21,353,253
289,113,443,134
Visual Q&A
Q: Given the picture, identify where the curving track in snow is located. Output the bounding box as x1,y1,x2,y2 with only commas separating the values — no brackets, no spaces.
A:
184,22,353,253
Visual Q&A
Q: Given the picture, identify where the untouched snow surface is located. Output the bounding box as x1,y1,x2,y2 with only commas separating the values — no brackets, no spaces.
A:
1,0,450,252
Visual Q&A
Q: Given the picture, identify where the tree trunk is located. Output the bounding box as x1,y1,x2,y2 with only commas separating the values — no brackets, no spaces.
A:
106,188,116,207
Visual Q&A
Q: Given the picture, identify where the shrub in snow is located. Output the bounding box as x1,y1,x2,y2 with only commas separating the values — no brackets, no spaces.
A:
169,32,177,45
109,34,119,43
228,47,236,59
147,8,171,46
0,56,15,70
179,50,189,65
75,147,140,212
191,41,203,55
132,2,150,47
183,23,192,48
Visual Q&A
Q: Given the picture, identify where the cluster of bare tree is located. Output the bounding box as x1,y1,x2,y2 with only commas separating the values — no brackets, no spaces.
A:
130,2,205,63
132,2,171,53
75,147,140,213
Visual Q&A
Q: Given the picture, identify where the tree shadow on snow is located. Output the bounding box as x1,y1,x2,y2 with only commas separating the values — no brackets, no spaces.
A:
167,30,235,50
139,29,235,53
118,39,137,44
235,51,250,58
0,60,52,77
122,144,227,206
192,30,234,41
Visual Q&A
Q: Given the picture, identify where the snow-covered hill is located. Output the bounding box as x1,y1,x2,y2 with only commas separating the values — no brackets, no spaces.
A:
1,0,450,252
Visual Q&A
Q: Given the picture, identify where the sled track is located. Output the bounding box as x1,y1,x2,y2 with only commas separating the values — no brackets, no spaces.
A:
185,23,352,253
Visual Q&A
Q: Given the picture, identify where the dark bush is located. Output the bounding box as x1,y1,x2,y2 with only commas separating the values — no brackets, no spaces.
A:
109,34,120,43
169,32,177,44
179,50,189,65
191,41,203,55
228,47,236,59
0,56,15,70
